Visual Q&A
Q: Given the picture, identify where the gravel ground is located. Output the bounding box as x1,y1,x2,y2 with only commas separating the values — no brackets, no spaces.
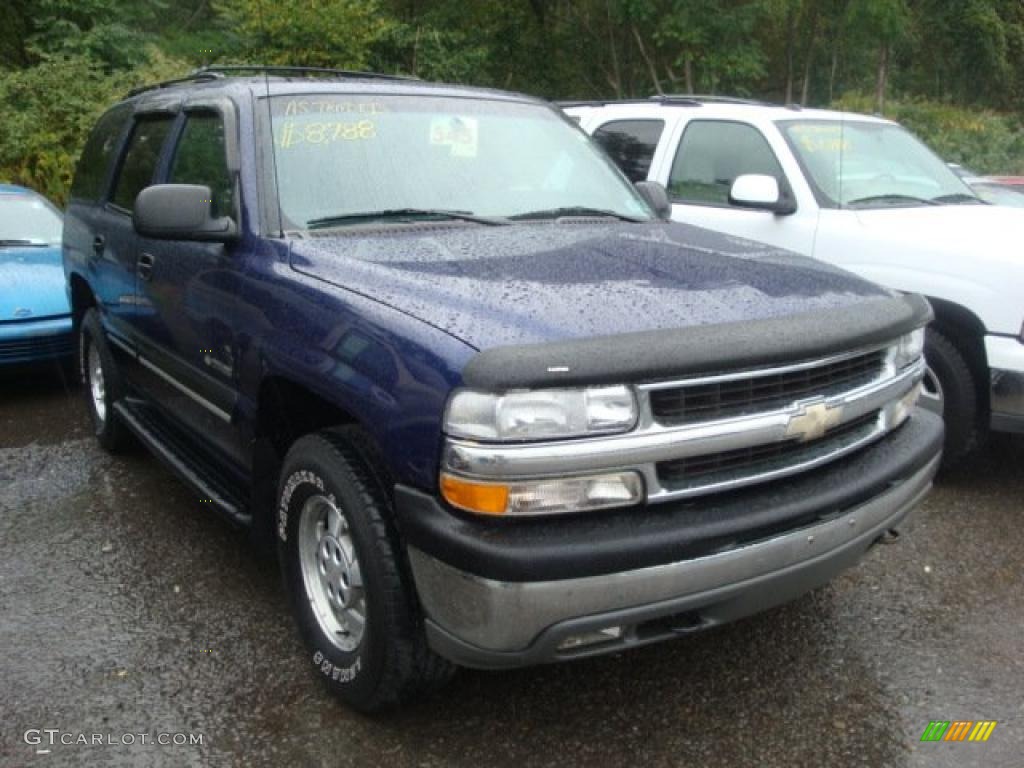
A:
1,367,1021,768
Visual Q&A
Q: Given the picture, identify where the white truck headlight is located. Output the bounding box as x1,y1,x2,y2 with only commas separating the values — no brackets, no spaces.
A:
444,385,637,442
894,328,926,369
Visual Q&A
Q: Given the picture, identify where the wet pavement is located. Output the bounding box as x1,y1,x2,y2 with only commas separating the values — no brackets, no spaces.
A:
1,367,1021,768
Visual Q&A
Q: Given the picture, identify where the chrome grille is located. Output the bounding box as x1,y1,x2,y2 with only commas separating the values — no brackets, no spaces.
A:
657,410,881,492
649,348,886,425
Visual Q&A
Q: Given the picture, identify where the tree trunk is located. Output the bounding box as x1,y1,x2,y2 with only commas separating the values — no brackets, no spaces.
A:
684,54,694,93
784,8,797,103
632,25,663,95
800,3,820,106
606,0,622,97
875,41,889,113
829,43,839,103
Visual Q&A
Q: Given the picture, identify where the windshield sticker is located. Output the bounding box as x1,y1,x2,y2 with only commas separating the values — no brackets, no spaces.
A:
281,99,385,116
789,125,851,153
276,120,377,149
429,116,478,157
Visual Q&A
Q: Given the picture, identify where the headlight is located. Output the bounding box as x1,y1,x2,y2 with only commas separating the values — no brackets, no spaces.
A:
894,328,926,369
444,385,637,442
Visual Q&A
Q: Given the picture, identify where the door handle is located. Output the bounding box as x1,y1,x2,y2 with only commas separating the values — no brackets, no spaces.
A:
92,235,105,256
137,252,155,281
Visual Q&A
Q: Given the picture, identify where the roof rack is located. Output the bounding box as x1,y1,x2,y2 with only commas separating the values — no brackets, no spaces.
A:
194,64,418,82
556,94,778,109
650,94,771,106
126,71,224,97
126,64,418,98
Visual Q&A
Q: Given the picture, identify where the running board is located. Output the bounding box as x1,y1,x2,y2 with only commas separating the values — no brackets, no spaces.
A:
114,398,252,526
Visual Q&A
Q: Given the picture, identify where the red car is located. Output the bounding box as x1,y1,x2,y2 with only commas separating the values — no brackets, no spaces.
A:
987,175,1024,186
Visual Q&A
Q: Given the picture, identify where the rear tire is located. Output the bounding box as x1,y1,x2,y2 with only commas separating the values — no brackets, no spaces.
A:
277,427,454,712
79,308,132,452
922,327,981,468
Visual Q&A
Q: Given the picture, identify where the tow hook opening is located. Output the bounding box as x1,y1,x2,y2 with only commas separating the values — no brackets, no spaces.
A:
878,528,902,546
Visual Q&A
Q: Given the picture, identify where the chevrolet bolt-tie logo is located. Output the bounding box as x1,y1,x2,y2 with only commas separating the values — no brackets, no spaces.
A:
784,401,844,443
920,720,998,742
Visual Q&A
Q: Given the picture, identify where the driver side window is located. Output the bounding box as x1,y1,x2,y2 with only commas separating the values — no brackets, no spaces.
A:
169,112,234,219
669,121,785,207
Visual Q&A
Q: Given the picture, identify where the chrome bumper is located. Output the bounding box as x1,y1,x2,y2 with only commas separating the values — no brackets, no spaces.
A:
409,452,939,669
991,369,1024,433
986,335,1024,433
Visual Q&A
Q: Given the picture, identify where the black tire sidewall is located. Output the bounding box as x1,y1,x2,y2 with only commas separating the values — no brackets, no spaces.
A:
79,309,125,448
277,442,392,707
925,328,979,462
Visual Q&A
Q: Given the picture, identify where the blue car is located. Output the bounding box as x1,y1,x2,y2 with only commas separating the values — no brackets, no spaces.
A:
0,184,74,366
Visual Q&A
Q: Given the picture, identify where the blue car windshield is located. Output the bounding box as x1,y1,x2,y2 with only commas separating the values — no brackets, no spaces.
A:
267,94,652,229
0,194,63,245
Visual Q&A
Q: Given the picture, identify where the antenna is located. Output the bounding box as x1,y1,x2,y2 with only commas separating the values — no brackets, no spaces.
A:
255,0,285,237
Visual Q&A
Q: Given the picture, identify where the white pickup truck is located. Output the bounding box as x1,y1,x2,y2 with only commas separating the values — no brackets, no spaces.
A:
566,96,1024,465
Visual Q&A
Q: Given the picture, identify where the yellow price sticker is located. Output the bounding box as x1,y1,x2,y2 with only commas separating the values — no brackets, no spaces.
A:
277,120,377,149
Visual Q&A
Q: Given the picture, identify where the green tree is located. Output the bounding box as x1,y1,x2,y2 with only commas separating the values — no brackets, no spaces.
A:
214,0,395,69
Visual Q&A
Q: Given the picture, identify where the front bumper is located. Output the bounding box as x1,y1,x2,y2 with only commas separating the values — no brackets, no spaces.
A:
986,335,1024,433
0,315,74,365
398,409,943,669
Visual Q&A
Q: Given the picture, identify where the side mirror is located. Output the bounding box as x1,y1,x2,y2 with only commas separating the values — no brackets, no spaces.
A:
728,174,795,215
635,181,672,221
133,184,237,242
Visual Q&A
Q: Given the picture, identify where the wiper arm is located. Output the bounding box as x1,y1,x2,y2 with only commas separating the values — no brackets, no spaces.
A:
306,208,507,229
932,193,984,205
0,239,45,247
845,194,939,208
508,206,645,222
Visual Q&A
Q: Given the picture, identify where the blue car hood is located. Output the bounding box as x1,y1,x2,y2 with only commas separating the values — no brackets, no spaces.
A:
290,221,890,350
0,246,70,321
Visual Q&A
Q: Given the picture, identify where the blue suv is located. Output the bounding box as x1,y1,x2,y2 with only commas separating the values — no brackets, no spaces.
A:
64,66,943,711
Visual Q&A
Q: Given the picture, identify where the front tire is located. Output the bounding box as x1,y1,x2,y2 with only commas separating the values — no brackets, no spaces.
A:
921,327,982,468
79,308,132,452
277,428,454,711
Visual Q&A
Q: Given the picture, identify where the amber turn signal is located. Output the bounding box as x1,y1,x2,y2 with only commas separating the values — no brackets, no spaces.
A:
440,474,510,515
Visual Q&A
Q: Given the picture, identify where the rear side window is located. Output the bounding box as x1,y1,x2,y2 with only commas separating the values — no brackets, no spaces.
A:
110,116,175,211
169,113,234,218
593,120,664,183
70,104,131,202
669,121,784,206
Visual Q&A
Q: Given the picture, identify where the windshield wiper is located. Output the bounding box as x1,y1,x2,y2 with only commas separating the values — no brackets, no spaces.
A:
0,239,47,247
508,206,646,222
932,193,984,205
306,208,507,229
845,194,939,208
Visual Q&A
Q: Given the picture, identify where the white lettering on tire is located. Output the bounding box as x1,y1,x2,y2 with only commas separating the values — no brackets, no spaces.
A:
278,469,330,541
312,650,361,682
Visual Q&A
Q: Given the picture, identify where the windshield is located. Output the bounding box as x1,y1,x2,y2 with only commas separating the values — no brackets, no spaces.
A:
267,94,651,228
778,120,978,208
0,193,63,245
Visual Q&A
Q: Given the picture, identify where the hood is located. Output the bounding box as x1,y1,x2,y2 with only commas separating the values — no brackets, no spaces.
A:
853,204,1023,267
290,221,889,350
0,245,70,321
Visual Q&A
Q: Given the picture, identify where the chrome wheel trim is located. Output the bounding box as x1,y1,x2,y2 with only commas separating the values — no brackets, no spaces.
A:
88,344,107,423
298,493,366,653
919,364,944,416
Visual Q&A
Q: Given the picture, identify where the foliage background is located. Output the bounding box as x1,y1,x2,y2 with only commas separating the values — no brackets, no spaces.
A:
3,0,1023,205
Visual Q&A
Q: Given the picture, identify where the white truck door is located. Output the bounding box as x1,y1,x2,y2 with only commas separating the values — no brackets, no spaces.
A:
652,117,819,255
